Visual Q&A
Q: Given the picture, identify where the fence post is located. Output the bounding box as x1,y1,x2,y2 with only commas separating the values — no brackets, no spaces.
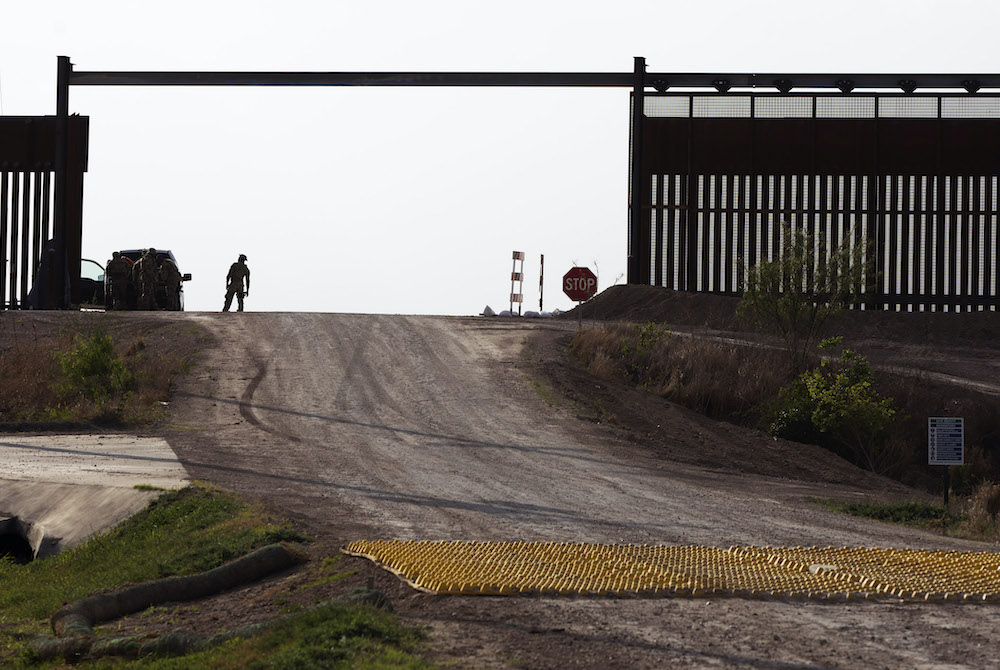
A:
54,56,71,309
627,56,646,285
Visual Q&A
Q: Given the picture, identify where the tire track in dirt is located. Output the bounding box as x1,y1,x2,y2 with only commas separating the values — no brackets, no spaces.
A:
238,358,302,442
321,315,517,538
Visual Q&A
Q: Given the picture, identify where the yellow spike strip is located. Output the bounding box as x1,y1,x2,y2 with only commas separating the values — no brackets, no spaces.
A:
342,540,1000,602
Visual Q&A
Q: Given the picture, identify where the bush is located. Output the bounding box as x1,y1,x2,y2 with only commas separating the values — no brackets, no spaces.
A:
620,322,670,381
54,331,136,403
961,482,1000,540
764,339,900,473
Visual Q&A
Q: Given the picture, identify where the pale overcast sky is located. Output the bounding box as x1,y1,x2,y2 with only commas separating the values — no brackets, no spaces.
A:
2,1,997,313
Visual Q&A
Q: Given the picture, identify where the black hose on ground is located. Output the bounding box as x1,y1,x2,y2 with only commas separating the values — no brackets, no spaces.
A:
32,542,311,662
34,586,391,661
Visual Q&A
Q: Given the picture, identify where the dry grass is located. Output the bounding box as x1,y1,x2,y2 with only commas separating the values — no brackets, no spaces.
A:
0,336,71,423
0,314,206,427
958,482,1000,541
570,322,793,424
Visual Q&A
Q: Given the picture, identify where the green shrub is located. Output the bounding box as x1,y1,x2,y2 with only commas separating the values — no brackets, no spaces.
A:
823,499,963,526
53,331,136,403
1,319,204,427
765,339,900,473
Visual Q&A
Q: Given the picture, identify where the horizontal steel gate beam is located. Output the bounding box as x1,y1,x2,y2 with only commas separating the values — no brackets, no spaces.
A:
68,71,1000,91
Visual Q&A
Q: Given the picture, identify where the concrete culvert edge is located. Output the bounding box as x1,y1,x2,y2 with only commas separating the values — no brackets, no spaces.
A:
0,516,57,563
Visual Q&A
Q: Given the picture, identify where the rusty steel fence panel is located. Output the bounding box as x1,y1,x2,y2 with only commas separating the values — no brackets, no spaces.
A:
631,93,1000,311
0,170,54,309
0,116,87,310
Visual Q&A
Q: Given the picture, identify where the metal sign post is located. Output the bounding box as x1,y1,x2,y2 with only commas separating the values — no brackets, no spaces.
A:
929,417,964,506
539,254,544,312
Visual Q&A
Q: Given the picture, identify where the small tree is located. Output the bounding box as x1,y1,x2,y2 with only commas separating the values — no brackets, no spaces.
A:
738,223,871,371
766,338,901,474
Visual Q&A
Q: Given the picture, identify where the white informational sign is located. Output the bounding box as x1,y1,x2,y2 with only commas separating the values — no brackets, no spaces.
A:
928,417,964,466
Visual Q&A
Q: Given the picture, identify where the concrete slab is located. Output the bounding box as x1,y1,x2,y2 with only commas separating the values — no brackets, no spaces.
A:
0,435,189,556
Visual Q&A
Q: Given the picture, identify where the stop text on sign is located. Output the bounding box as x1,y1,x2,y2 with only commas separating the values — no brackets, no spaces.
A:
564,276,596,291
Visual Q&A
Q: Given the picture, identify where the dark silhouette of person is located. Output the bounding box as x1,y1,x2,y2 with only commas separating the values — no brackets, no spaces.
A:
223,254,250,312
105,251,132,310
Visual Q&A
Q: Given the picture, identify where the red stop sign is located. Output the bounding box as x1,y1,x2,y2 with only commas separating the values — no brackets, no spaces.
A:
562,267,598,301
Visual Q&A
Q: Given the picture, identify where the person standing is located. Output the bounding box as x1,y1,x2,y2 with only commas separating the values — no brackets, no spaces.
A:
105,251,131,310
159,255,182,311
133,248,159,310
223,254,250,312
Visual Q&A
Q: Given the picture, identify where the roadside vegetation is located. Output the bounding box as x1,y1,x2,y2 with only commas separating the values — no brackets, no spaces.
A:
821,482,1000,540
569,223,1000,510
759,336,900,475
0,315,203,426
0,484,431,669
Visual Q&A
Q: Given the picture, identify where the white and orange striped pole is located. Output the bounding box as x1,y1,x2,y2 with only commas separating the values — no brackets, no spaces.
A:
510,250,525,316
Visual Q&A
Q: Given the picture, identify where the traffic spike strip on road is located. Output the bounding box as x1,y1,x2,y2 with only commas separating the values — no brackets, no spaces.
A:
343,540,1000,602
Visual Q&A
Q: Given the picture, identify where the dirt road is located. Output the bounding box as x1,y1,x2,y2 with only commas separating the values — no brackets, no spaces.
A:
163,312,1000,669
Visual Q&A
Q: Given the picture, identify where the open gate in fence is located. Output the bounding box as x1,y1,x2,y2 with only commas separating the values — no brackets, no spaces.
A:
629,88,1000,311
3,57,999,311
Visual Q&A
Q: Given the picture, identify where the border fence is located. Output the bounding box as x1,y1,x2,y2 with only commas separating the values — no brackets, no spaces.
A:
0,116,87,309
630,92,1000,311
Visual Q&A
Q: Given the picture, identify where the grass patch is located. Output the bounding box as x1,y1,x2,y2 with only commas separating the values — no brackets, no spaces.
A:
0,484,431,668
0,314,204,427
821,499,961,527
817,496,1000,543
121,602,431,670
0,484,306,622
301,556,355,591
822,483,1000,542
529,378,564,408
